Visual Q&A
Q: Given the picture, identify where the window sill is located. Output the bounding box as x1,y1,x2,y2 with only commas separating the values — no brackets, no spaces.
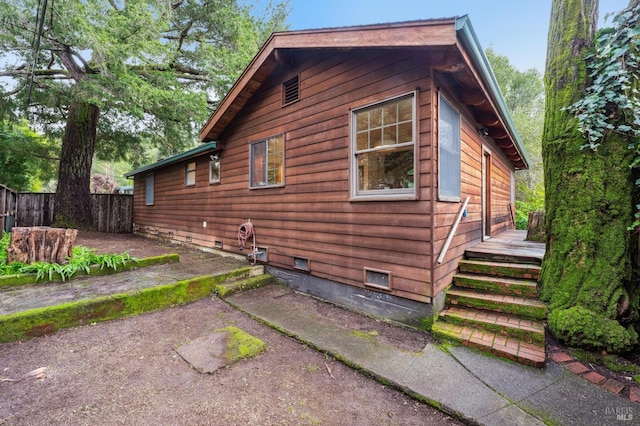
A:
250,184,285,190
350,192,418,202
438,195,461,203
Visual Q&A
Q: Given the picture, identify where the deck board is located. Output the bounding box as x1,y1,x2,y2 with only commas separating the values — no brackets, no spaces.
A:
465,230,545,265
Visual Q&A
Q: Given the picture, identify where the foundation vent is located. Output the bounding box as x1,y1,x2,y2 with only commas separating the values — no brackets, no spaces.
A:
364,267,392,290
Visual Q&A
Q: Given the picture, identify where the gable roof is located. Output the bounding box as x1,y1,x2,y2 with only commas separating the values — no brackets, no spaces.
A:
200,17,529,170
125,141,217,178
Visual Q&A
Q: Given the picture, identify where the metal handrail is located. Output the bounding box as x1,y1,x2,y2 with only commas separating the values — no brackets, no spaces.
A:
437,196,470,264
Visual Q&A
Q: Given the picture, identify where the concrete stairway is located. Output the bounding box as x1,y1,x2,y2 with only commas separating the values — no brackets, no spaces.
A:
432,257,547,368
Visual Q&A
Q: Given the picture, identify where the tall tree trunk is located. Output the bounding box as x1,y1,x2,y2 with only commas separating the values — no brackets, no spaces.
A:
54,101,99,229
541,0,638,352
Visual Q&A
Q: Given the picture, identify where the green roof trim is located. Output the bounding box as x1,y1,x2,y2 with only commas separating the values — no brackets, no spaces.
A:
455,15,530,169
125,141,217,178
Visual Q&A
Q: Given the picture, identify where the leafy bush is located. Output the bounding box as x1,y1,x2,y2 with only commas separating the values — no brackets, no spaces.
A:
0,232,132,281
548,306,638,353
515,199,544,230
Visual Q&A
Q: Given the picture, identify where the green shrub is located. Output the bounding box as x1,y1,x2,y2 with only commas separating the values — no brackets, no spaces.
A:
548,306,638,353
515,199,544,230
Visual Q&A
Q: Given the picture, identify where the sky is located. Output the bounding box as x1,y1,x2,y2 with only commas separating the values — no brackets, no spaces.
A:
285,0,631,73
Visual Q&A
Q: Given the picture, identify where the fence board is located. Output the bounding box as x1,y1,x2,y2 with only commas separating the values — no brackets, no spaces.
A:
0,184,17,236
16,193,133,233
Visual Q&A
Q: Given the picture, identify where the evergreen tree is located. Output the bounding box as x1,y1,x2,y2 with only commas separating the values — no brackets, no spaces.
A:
0,0,289,227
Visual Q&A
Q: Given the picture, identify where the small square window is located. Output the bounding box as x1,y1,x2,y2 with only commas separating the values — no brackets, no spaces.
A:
186,161,196,186
209,157,220,184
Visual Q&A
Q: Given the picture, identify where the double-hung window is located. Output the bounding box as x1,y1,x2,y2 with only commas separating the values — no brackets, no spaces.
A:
438,94,461,201
352,94,416,199
250,134,284,188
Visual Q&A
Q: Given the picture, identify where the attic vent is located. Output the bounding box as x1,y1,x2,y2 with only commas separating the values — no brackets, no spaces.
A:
282,75,299,106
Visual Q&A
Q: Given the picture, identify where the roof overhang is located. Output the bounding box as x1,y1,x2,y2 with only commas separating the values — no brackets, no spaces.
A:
125,141,217,178
454,16,530,169
199,17,529,170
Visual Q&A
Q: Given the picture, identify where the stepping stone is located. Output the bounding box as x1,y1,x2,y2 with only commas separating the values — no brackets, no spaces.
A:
175,326,265,373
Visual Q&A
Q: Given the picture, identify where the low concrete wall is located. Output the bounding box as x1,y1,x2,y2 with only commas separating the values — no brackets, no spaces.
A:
266,266,434,329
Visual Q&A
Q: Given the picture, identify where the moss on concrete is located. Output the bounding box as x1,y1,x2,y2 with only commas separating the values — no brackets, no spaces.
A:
0,268,256,343
214,273,277,298
442,312,544,345
455,275,537,298
349,330,379,340
451,294,547,320
216,326,266,363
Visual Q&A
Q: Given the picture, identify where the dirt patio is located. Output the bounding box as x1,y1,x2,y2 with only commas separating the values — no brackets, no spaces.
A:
0,232,460,425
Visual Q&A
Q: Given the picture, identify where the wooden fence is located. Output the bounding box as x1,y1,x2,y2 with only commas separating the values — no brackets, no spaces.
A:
16,193,133,233
0,184,17,236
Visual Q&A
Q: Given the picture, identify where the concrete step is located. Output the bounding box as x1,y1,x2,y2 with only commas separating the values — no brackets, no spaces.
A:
453,273,538,298
438,306,545,345
446,288,547,320
432,321,546,368
0,265,269,343
458,259,540,280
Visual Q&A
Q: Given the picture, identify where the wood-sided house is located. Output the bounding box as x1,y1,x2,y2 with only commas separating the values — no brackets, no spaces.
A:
126,17,529,326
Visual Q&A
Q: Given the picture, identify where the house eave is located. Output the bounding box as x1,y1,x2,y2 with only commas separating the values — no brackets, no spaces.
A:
199,17,530,171
199,19,459,143
124,141,217,178
455,16,530,170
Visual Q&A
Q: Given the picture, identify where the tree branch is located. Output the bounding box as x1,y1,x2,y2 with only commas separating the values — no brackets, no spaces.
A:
0,68,70,77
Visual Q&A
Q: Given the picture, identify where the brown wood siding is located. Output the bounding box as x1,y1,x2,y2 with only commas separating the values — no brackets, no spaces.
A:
132,50,435,303
431,84,516,296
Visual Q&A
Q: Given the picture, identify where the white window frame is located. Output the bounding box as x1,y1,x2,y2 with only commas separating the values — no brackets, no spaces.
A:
185,161,196,186
145,173,154,206
209,156,220,184
250,134,285,188
350,92,417,200
438,93,461,202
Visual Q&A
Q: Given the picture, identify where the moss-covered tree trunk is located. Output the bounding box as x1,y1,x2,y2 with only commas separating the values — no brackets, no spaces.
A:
541,0,638,352
54,101,99,229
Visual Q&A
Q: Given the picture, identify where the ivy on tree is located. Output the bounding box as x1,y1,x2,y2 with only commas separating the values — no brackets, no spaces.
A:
541,0,639,354
568,4,640,150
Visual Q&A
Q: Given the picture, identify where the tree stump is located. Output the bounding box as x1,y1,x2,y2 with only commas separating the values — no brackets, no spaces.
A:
526,212,545,242
6,227,78,264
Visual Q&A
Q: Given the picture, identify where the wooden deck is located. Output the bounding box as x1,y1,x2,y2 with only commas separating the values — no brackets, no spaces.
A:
465,230,545,265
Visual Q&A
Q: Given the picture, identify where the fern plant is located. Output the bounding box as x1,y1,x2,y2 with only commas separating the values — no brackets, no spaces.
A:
0,232,133,281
